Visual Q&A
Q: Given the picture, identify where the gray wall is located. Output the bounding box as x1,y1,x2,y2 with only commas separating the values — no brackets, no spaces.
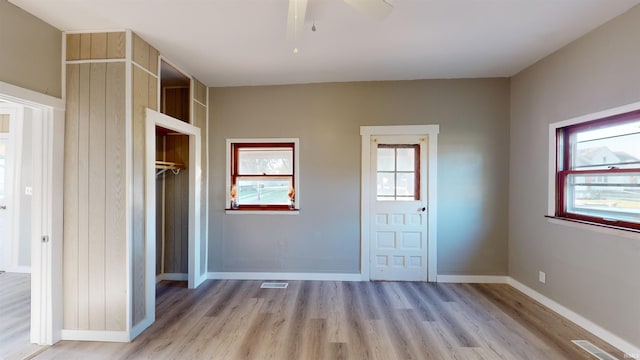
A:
510,5,640,348
209,79,510,275
0,0,61,98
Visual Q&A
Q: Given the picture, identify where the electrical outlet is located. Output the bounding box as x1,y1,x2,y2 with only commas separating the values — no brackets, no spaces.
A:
538,271,546,284
25,186,32,196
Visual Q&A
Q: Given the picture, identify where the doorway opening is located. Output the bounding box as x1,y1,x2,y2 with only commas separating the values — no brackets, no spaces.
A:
155,125,189,283
0,81,65,349
0,101,40,358
143,109,203,332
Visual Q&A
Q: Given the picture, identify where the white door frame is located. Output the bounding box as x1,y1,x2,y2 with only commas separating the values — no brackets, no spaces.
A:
360,125,439,282
141,109,203,334
0,103,25,273
0,81,65,345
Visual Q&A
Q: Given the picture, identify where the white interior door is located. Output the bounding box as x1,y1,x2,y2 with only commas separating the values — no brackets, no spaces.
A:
0,116,14,271
370,135,428,281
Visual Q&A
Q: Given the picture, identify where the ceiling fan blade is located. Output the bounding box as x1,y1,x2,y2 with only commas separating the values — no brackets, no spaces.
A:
344,0,393,20
287,0,308,40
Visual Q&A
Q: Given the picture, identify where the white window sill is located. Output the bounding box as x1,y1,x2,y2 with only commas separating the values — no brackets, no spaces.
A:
545,215,640,240
225,210,300,215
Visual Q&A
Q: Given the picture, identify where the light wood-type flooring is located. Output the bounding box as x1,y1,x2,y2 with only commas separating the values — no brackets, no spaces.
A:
0,272,44,360
32,280,624,359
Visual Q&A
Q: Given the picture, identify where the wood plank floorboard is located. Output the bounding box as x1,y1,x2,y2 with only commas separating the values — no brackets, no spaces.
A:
0,272,46,360
33,280,627,360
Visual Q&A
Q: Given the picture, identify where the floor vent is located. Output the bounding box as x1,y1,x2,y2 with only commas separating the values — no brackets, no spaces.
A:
260,282,288,289
572,340,618,360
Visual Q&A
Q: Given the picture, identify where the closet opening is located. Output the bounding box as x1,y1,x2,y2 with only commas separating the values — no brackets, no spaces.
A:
155,125,189,284
144,108,203,329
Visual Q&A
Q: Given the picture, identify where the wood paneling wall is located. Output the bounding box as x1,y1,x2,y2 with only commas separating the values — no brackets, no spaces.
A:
161,135,189,274
131,34,159,326
63,30,206,337
163,87,189,122
66,32,125,61
63,32,127,331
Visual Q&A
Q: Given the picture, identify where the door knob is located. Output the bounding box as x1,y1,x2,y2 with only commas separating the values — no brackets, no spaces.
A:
419,207,426,212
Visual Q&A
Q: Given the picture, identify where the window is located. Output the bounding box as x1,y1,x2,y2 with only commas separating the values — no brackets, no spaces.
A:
377,144,420,201
555,109,640,230
227,139,299,211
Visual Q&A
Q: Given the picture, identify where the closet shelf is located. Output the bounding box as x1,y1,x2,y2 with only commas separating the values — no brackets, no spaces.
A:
156,160,185,176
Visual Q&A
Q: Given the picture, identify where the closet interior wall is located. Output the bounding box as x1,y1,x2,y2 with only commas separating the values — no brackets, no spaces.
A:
156,63,190,278
155,131,189,277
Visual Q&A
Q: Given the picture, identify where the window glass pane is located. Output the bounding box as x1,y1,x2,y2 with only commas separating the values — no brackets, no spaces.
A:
574,120,640,170
396,172,415,196
376,145,419,201
377,172,395,196
237,178,291,205
567,173,640,222
396,148,415,172
377,148,395,171
238,147,293,175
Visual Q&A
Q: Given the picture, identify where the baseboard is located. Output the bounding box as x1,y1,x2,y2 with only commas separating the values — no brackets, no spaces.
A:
156,272,188,283
3,266,31,274
437,275,509,283
60,329,130,343
207,271,362,282
508,278,640,358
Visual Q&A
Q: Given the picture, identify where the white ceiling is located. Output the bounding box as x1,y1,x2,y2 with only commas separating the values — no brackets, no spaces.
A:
9,0,640,87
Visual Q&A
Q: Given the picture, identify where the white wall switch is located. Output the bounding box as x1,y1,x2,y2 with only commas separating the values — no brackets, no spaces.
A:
539,271,546,284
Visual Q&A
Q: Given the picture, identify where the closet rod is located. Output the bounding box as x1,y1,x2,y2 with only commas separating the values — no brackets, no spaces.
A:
156,160,185,176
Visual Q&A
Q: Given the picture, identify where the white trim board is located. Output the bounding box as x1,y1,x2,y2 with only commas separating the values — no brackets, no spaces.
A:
130,317,153,341
2,266,31,274
207,272,362,282
61,330,130,343
124,28,133,342
437,275,509,283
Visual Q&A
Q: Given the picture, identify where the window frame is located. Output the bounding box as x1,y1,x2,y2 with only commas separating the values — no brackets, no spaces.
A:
553,108,640,231
226,138,299,213
376,144,421,201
